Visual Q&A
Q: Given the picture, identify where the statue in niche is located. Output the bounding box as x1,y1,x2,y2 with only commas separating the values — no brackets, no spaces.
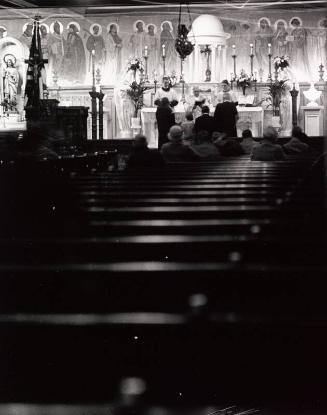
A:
86,24,106,72
145,24,159,78
62,22,86,84
2,54,20,111
255,18,273,72
49,21,65,79
273,20,289,57
160,21,176,75
107,23,123,84
129,20,146,58
19,22,33,51
289,17,311,80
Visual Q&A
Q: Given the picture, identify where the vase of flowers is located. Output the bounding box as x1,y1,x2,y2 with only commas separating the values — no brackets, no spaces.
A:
267,79,288,116
273,55,290,80
126,80,152,118
127,57,143,81
236,69,251,95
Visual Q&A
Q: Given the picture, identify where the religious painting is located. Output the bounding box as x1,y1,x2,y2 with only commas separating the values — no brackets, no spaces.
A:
289,16,311,80
160,20,177,76
129,20,146,58
49,21,64,82
62,21,86,84
238,22,254,75
86,23,106,75
20,22,34,53
316,18,327,68
273,19,289,57
0,26,7,39
145,23,159,79
106,22,123,84
255,17,273,72
40,23,50,61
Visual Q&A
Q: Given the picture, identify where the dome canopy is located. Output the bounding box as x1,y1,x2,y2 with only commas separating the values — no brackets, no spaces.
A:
189,14,230,46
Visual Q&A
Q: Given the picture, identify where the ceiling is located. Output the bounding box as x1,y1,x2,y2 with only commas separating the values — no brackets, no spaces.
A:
1,0,326,9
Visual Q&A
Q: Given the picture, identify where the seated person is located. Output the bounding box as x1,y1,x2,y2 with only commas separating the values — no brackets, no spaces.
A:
282,126,310,155
18,122,58,161
127,134,165,169
181,111,195,144
161,125,200,162
214,134,245,157
251,126,285,161
194,105,215,138
154,76,178,108
240,129,254,155
156,97,176,149
191,130,220,160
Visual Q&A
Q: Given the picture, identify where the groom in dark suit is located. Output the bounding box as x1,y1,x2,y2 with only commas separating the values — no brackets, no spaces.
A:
194,106,215,138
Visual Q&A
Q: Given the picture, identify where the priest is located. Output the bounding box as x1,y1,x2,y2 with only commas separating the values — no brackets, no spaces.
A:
154,75,179,107
186,86,207,118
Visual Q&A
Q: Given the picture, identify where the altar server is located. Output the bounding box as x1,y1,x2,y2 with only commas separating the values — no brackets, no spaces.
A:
154,76,179,107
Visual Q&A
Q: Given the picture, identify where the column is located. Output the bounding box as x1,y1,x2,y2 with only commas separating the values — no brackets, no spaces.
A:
222,46,227,82
211,45,216,83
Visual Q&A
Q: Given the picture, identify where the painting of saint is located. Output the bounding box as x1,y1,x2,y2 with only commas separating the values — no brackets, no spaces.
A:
0,26,7,39
289,17,311,80
49,21,65,79
315,18,327,67
160,21,176,74
86,23,106,73
255,17,273,71
62,22,86,84
19,22,33,51
107,23,123,84
129,20,146,58
238,22,254,74
40,24,50,61
273,20,289,57
145,24,159,77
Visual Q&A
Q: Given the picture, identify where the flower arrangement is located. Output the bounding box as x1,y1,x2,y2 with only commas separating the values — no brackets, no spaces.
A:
267,79,288,116
236,69,251,95
175,24,194,60
126,80,152,117
127,57,143,73
274,55,290,72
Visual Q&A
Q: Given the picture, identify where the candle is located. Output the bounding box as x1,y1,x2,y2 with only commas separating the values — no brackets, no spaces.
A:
144,46,148,57
232,44,236,56
231,72,234,80
254,71,257,80
268,43,271,54
162,44,165,57
92,49,95,56
250,43,253,55
154,70,157,81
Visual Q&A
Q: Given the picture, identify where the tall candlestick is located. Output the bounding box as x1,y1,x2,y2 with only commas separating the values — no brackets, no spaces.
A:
232,44,236,56
268,43,271,55
92,49,95,89
250,43,253,55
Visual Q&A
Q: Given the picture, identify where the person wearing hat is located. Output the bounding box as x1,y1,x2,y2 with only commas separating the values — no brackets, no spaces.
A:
154,75,179,108
160,125,200,162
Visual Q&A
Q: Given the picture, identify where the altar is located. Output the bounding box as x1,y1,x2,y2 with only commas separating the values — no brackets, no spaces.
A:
141,106,264,148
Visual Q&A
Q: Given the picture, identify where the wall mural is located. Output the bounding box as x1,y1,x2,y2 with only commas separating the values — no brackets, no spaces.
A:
0,11,326,93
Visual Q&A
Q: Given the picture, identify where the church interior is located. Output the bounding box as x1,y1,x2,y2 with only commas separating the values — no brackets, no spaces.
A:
0,0,326,414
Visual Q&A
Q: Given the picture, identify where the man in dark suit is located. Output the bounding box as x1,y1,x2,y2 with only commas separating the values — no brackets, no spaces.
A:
213,97,239,137
156,97,176,149
194,105,215,138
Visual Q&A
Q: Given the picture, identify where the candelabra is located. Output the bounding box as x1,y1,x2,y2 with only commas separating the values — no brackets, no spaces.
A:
162,55,166,76
267,53,272,83
290,83,299,127
232,54,237,79
318,63,325,82
144,55,149,83
250,44,254,78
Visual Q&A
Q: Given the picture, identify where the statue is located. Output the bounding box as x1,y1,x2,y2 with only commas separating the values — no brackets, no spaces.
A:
2,54,20,111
